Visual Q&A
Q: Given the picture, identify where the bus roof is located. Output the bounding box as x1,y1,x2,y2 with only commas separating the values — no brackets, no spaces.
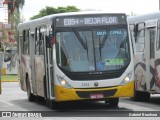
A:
128,11,160,24
18,11,126,29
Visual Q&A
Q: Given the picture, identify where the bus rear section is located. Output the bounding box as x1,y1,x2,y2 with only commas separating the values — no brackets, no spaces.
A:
18,12,134,109
128,12,160,101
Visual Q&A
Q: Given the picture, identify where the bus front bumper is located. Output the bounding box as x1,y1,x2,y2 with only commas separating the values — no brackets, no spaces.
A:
55,81,134,101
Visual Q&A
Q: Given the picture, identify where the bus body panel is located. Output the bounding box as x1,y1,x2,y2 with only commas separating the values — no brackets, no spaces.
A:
20,55,31,91
34,55,45,97
54,81,134,101
52,49,134,101
53,57,134,88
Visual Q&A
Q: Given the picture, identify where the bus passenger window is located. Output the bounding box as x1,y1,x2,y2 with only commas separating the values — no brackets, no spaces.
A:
23,30,29,55
39,33,44,55
150,30,155,58
136,29,145,52
35,28,40,55
157,29,160,50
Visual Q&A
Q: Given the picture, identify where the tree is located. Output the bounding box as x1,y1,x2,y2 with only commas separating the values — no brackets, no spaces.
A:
8,0,25,13
4,0,25,48
30,6,80,20
7,0,24,23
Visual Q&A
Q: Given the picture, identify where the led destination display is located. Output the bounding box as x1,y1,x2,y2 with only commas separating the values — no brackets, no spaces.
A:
55,14,126,27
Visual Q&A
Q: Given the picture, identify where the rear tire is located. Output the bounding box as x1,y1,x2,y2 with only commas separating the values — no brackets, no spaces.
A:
130,91,141,101
26,77,36,102
143,92,150,102
130,91,150,102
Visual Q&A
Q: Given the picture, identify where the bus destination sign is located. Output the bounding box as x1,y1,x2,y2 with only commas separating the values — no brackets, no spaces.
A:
55,15,126,27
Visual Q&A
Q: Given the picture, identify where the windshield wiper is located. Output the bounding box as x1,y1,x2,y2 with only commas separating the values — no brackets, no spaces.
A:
72,28,87,49
101,30,109,48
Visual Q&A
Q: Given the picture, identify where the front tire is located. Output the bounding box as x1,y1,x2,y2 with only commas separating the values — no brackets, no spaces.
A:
105,98,119,107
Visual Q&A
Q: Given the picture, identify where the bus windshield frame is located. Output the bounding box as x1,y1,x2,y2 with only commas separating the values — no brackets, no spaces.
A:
54,14,131,80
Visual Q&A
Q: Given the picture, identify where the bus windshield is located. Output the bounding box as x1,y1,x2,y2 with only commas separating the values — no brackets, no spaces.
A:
56,26,130,72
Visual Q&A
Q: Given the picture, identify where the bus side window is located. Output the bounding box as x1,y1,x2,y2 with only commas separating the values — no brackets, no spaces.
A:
129,24,135,54
22,30,25,54
157,21,160,50
23,30,30,55
135,23,145,52
35,28,40,55
39,33,44,55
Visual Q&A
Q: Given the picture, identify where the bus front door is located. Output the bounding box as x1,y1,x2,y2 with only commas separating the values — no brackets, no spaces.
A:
145,27,157,91
44,32,54,103
147,26,160,92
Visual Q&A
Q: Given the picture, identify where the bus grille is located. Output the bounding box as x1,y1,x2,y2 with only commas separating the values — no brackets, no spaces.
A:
76,89,117,99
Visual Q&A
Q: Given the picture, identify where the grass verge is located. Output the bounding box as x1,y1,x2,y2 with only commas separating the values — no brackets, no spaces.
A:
1,75,18,82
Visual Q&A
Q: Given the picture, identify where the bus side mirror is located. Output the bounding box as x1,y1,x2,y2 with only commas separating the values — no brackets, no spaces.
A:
45,35,52,48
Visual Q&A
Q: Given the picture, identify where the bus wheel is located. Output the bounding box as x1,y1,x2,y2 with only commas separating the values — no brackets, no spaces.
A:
26,77,36,102
130,91,150,102
142,92,150,102
107,98,119,107
130,91,141,101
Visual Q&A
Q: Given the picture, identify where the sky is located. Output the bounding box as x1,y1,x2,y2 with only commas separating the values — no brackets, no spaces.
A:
0,0,159,22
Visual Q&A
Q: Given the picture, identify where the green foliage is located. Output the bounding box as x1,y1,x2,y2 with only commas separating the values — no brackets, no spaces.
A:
1,75,18,82
30,6,80,20
7,0,25,44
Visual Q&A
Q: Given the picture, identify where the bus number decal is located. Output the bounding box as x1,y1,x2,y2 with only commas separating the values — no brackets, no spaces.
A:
81,83,90,87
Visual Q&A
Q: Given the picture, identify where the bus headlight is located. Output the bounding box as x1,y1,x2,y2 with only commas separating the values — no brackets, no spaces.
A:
120,72,132,85
57,76,72,88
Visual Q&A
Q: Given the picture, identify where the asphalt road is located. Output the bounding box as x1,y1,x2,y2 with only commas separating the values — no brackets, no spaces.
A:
0,82,160,120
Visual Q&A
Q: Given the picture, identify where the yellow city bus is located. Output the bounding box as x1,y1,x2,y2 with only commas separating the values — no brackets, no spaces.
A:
18,11,134,109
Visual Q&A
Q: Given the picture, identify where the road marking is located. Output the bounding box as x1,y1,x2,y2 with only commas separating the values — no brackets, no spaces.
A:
0,100,14,107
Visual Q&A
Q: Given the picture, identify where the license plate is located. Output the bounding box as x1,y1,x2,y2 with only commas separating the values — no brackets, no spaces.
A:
90,94,104,99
